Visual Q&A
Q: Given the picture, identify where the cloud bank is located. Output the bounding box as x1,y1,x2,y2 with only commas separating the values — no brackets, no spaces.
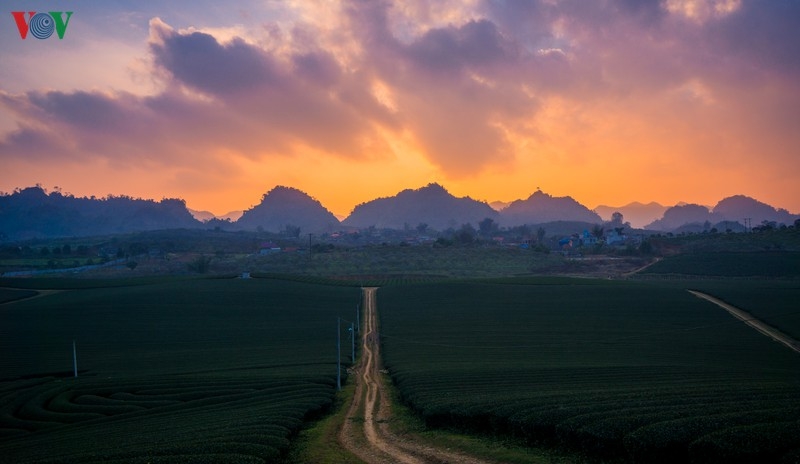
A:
1,0,799,214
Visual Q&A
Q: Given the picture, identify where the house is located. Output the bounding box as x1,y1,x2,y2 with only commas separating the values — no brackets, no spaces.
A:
259,242,281,255
581,230,598,246
606,230,626,245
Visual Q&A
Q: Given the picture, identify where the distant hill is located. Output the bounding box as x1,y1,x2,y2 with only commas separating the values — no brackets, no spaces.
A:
645,195,799,232
499,190,601,226
645,204,712,231
342,183,498,231
189,209,216,222
221,210,244,221
0,186,201,240
189,209,243,222
489,200,511,211
235,186,339,234
712,195,798,226
594,202,668,229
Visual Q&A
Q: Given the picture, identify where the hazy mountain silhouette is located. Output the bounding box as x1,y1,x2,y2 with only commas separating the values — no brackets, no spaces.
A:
189,209,243,222
644,195,799,231
0,186,201,240
499,190,601,226
235,186,339,234
489,200,511,211
712,195,797,225
594,202,668,229
2,185,797,239
645,204,712,231
189,209,216,222
342,183,498,231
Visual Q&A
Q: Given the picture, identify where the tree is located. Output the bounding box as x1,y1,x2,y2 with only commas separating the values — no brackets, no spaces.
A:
536,227,546,244
478,217,498,238
457,223,476,245
591,224,604,239
187,255,213,273
611,211,624,225
512,224,530,237
283,224,301,238
416,223,429,235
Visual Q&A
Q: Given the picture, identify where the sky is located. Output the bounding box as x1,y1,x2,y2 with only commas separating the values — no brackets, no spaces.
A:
1,0,799,218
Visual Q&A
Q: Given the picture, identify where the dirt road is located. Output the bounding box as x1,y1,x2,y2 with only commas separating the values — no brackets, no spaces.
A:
338,287,495,464
689,290,800,354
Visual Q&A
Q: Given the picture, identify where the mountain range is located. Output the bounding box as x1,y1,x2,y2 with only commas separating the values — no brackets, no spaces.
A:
1,184,797,240
645,195,798,232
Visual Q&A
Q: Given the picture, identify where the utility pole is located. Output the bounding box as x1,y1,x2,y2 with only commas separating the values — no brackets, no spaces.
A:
72,340,78,378
350,322,355,363
356,303,360,334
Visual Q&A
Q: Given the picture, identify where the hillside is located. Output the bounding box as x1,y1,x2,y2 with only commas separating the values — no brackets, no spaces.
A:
342,183,498,231
499,190,601,226
0,186,201,240
713,195,798,225
645,204,712,231
235,186,339,234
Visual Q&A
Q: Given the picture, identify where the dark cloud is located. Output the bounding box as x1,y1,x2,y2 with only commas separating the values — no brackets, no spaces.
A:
150,23,282,97
292,52,342,86
0,124,69,161
710,0,800,76
406,19,518,74
27,91,148,133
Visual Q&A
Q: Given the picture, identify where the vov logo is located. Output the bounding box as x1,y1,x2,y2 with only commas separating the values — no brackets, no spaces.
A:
11,11,73,39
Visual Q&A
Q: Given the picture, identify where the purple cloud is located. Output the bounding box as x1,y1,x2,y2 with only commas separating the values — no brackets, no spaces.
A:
150,23,282,97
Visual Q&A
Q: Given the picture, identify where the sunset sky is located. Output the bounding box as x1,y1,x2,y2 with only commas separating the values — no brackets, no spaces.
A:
1,0,799,218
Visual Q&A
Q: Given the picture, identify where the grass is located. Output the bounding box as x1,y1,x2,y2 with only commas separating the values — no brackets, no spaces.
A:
282,383,363,464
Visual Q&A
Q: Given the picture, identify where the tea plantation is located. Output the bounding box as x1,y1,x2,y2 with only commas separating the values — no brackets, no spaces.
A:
0,277,360,463
378,279,800,463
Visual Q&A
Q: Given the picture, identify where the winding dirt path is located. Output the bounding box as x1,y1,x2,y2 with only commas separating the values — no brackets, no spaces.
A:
338,287,495,464
689,290,800,354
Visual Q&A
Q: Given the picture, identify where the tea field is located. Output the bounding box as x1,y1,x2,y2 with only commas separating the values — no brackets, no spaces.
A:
378,279,800,463
640,251,800,278
0,277,360,463
688,279,800,340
